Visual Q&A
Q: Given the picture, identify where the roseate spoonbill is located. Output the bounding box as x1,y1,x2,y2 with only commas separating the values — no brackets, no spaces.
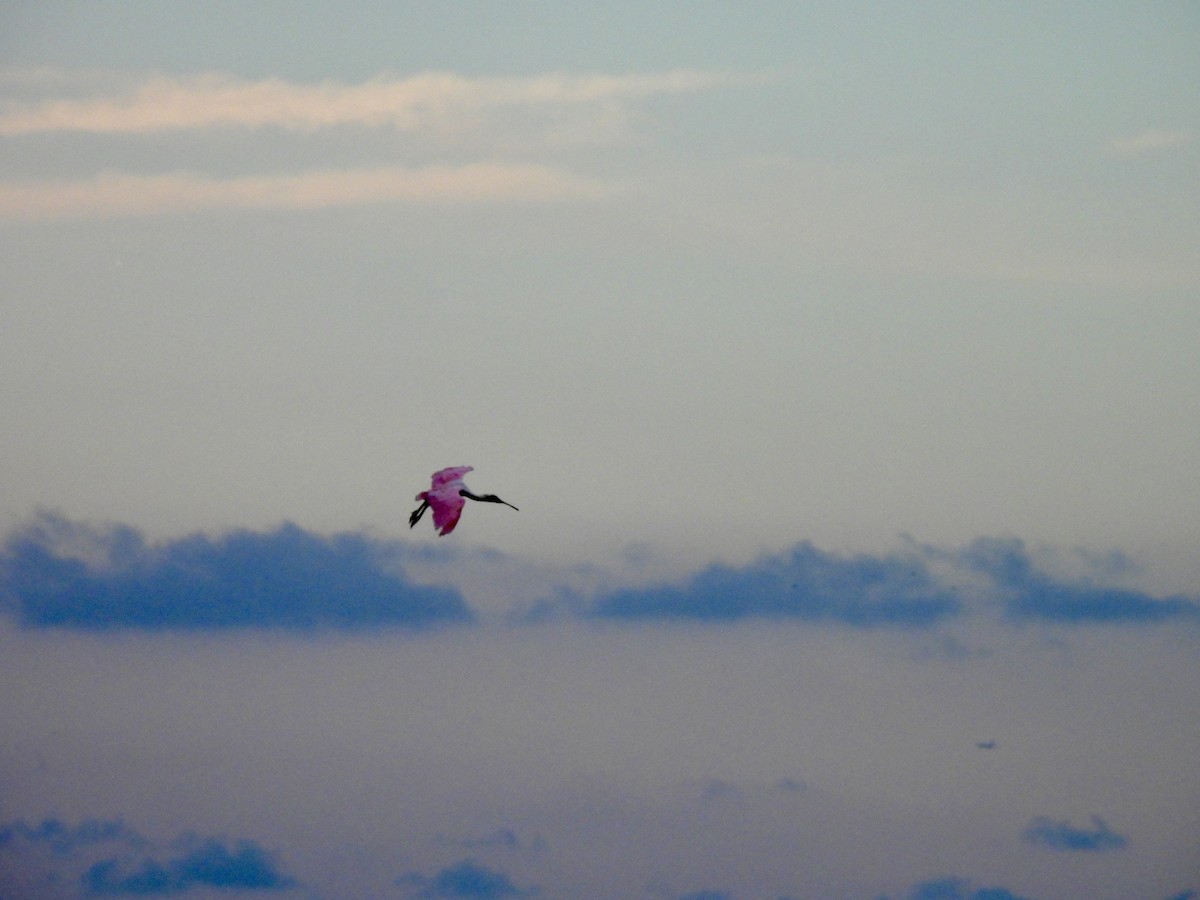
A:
409,466,518,536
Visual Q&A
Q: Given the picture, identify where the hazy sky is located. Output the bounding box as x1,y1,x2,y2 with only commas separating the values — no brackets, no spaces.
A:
1,4,1198,899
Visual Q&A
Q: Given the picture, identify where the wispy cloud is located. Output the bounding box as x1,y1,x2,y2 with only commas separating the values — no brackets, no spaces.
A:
0,163,612,219
0,67,745,217
1107,129,1192,157
0,817,146,855
0,68,747,136
1022,815,1128,852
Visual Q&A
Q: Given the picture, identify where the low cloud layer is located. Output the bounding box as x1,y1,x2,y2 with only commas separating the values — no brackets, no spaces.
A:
1,515,1196,633
584,536,1198,628
587,541,961,627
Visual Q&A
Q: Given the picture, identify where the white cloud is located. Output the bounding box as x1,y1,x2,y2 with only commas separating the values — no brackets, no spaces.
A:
0,163,613,219
1107,129,1192,157
0,68,745,136
0,67,736,216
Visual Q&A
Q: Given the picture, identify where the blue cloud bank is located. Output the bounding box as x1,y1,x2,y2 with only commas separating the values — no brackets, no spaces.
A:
588,542,961,627
0,512,470,630
85,835,294,894
0,817,294,895
962,537,1198,623
1,515,1196,632
589,537,1197,627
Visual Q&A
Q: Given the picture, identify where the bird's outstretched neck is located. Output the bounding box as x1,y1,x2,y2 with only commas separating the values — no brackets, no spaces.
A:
459,489,519,511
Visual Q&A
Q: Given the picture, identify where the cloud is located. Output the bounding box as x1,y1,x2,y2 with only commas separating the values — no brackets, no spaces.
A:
396,858,539,898
587,541,962,627
960,537,1199,624
0,817,147,855
84,835,294,894
1021,815,1128,852
578,535,1198,628
893,878,1033,900
699,778,740,801
5,515,1196,633
0,163,612,219
0,512,470,630
0,67,753,217
0,68,748,136
0,817,294,895
1107,130,1192,157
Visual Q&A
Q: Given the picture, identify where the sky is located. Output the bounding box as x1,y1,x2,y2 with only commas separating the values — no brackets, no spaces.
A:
1,2,1198,898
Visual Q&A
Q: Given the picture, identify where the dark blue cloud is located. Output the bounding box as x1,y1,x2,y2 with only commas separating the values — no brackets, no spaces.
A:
588,542,961,627
396,858,539,898
961,537,1198,624
1021,815,1128,852
896,877,1033,900
0,817,295,895
84,835,294,894
0,512,471,630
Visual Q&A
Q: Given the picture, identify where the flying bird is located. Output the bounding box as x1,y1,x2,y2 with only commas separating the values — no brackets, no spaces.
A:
409,466,518,536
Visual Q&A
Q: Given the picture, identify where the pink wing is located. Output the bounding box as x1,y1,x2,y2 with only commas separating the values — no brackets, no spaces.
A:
429,491,466,535
430,466,473,488
418,466,474,535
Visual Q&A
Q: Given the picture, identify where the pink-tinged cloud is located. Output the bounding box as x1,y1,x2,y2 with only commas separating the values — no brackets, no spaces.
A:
0,163,613,219
1107,129,1192,157
0,68,746,136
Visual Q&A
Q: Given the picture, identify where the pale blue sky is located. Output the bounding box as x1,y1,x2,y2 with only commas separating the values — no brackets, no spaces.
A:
2,3,1198,575
1,4,1198,899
